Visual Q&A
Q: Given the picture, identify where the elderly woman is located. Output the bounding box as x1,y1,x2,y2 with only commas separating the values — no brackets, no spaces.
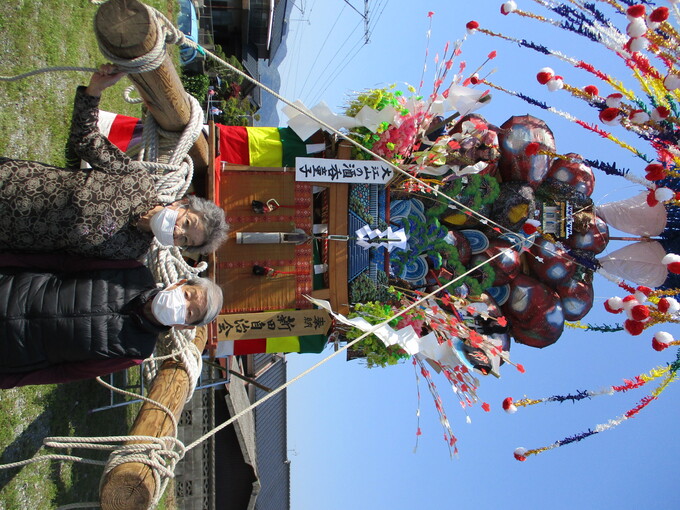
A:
0,257,224,388
0,64,228,260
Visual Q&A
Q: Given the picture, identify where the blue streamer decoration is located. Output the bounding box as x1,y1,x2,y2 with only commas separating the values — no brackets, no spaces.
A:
557,428,598,446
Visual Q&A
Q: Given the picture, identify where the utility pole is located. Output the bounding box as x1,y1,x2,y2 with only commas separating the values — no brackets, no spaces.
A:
364,0,370,44
291,0,305,14
343,0,370,43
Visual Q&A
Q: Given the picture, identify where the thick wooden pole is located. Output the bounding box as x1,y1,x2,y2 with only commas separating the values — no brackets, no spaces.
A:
94,0,209,174
99,327,208,510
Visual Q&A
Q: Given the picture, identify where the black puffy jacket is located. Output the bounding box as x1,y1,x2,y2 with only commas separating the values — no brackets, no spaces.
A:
0,266,165,373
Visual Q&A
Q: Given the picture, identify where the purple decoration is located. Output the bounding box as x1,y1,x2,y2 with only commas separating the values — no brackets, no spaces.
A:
547,154,595,196
565,215,609,254
498,115,556,188
556,278,594,321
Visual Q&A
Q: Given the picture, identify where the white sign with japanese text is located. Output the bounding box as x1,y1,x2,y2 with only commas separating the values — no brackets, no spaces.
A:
295,157,394,184
216,309,332,341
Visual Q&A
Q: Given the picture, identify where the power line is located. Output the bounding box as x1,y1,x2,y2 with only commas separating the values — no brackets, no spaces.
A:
308,32,367,106
342,0,371,43
296,4,348,100
302,17,364,104
281,15,308,102
309,0,388,106
365,0,388,42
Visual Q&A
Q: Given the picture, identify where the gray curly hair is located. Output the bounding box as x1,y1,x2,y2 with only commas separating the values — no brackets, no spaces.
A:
185,277,223,326
185,195,229,254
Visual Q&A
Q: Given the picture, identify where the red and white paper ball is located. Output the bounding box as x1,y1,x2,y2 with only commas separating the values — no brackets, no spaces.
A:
648,7,669,29
626,18,647,38
514,447,527,461
502,397,517,414
599,107,621,126
662,253,680,274
656,187,676,202
466,20,479,34
626,4,646,20
645,163,666,181
658,297,680,314
621,294,639,310
652,331,674,351
604,296,624,314
648,187,675,206
628,36,649,53
606,93,623,108
501,1,517,15
536,67,554,85
651,106,670,121
547,75,564,92
624,319,645,336
664,74,680,91
522,218,541,235
627,304,650,321
636,286,653,297
584,85,599,95
629,109,650,123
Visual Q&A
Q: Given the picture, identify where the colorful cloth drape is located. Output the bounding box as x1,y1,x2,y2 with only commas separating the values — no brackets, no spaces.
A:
215,334,328,356
216,125,314,167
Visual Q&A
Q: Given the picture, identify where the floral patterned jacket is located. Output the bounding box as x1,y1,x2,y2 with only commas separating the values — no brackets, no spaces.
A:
0,87,157,259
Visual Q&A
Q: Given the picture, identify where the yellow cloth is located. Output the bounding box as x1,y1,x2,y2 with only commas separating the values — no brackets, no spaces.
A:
266,336,300,353
248,128,283,167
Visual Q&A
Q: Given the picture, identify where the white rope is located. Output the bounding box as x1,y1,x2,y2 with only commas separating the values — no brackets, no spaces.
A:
0,66,98,82
0,432,184,510
138,93,200,203
123,84,143,104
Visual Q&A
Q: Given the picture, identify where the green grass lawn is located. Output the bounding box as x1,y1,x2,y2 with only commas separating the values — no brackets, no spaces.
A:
0,376,145,508
1,1,178,508
0,0,176,162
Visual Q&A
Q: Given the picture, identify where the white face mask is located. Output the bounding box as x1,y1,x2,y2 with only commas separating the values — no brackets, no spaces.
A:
151,286,187,326
149,207,180,247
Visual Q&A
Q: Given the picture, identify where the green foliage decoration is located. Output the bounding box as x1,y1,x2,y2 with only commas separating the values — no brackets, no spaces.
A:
349,271,392,304
346,300,413,368
426,174,501,219
344,85,410,160
217,96,257,126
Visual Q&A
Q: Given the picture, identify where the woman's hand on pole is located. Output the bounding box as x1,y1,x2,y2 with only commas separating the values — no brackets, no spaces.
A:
85,63,127,97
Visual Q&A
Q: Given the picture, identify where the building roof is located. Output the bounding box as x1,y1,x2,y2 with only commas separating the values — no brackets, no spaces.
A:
252,354,290,510
215,355,290,510
225,365,260,510
216,359,260,510
268,0,289,61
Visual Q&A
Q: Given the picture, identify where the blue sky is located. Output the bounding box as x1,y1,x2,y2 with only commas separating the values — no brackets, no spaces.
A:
276,1,680,509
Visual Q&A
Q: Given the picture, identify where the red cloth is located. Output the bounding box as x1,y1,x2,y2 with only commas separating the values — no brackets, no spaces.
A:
214,124,250,204
107,113,140,152
217,125,249,165
233,339,268,355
